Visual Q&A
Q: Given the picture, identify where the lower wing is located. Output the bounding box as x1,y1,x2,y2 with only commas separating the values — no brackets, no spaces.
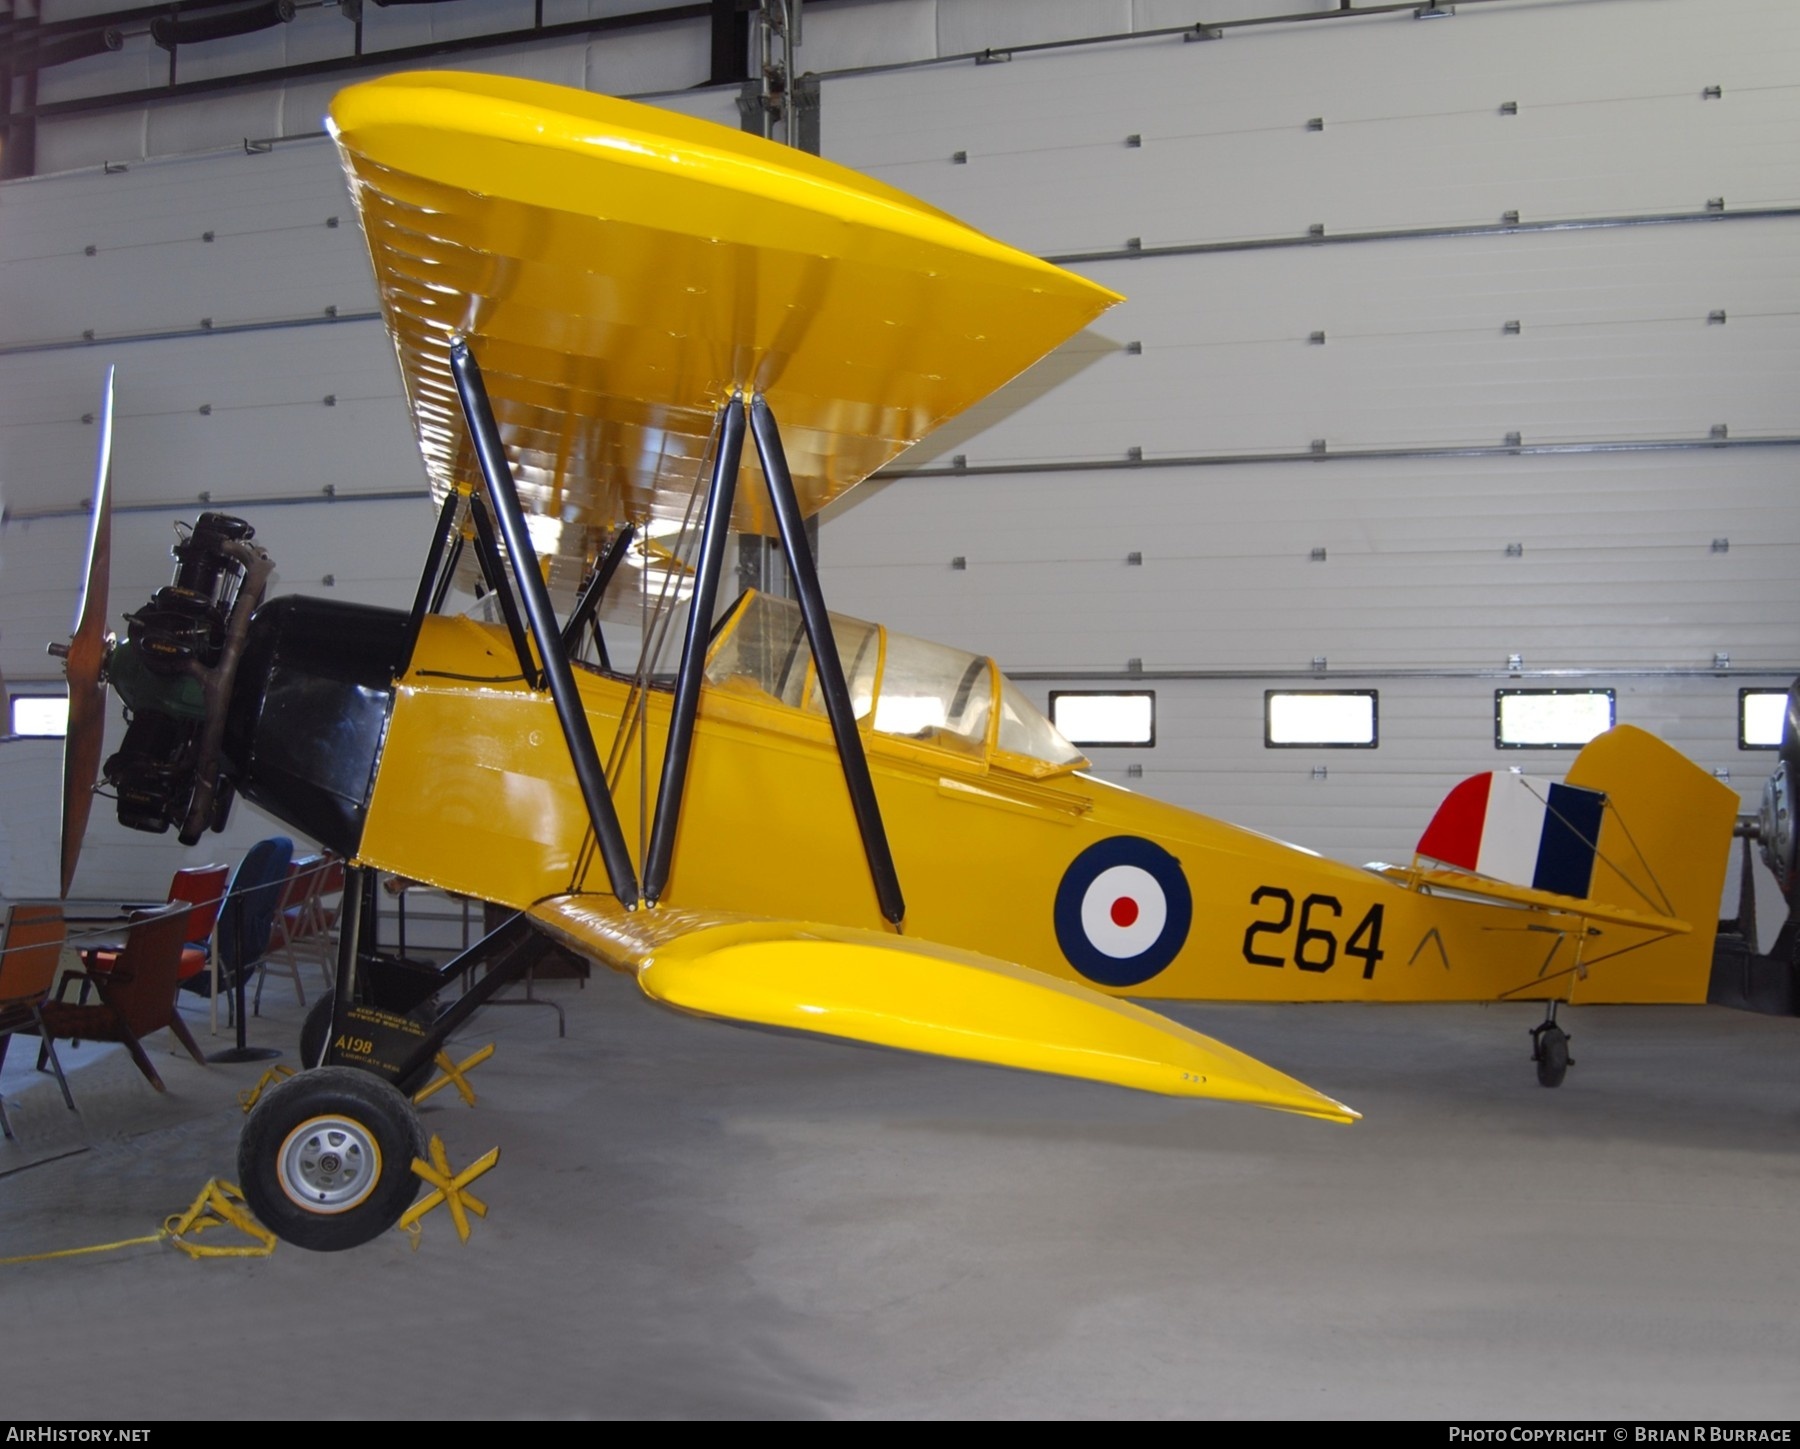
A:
529,895,1358,1124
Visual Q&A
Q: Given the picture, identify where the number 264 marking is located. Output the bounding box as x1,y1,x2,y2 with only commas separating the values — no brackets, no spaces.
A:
1242,887,1385,979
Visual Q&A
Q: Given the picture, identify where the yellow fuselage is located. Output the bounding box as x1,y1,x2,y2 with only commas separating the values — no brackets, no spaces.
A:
359,614,1728,1006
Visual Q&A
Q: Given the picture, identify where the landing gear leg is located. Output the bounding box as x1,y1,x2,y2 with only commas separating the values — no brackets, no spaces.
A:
1530,1002,1573,1088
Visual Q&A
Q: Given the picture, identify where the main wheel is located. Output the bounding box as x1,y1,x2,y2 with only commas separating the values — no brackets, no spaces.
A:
1534,1025,1570,1088
239,1065,424,1251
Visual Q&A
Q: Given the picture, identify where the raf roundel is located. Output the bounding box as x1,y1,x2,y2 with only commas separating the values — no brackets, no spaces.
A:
1053,836,1193,987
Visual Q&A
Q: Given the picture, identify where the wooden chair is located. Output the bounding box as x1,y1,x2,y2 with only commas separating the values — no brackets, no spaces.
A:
0,904,76,1138
31,906,204,1094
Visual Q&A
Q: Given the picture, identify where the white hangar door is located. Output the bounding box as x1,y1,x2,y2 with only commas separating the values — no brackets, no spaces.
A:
807,0,1800,935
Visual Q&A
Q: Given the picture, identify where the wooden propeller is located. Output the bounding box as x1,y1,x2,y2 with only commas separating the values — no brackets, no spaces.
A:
50,367,115,899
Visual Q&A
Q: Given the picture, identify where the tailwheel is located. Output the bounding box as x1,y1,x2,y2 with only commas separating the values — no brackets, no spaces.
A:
239,1065,425,1251
1530,1018,1573,1088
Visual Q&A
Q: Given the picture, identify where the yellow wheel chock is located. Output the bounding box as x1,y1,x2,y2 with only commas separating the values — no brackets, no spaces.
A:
163,1179,278,1259
398,1133,500,1246
411,1044,495,1107
0,1178,276,1265
238,1065,296,1113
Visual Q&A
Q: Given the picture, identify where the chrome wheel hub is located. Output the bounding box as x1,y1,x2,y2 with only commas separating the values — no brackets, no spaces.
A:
278,1114,380,1214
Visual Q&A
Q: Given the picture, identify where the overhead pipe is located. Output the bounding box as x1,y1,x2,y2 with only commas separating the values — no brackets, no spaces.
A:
0,311,384,361
1006,666,1800,684
152,2,294,51
878,434,1800,483
16,4,712,112
24,28,125,71
1046,206,1800,267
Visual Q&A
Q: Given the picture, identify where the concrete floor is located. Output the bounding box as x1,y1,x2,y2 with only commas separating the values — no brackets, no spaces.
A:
4,966,1800,1420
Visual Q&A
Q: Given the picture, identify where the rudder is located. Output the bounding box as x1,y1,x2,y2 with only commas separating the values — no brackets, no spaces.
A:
1562,725,1739,1003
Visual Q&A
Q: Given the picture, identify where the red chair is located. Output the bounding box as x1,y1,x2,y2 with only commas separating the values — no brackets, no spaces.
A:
168,863,231,982
0,904,77,1137
99,863,230,986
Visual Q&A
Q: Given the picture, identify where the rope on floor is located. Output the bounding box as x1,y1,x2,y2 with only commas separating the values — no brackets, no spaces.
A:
0,1178,277,1265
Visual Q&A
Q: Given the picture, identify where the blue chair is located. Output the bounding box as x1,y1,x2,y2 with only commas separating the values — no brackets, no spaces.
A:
204,838,293,1049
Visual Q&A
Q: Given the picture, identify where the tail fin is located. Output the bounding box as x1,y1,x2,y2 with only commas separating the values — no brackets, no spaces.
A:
1411,726,1738,1003
1560,725,1738,1002
1416,770,1606,899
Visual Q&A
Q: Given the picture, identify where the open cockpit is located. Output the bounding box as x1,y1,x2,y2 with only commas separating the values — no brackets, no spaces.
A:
703,590,1086,779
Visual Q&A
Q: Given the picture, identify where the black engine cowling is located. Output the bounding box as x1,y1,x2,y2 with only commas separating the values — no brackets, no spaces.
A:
220,594,407,857
105,513,406,855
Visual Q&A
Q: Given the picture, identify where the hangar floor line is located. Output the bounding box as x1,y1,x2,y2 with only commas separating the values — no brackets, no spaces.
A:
4,971,1800,1420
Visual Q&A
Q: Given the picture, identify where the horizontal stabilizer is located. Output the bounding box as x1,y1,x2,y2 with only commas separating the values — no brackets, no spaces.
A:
1372,864,1690,935
531,898,1357,1124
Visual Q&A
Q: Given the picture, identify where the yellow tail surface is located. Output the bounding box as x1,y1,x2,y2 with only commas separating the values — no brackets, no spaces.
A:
1563,725,1739,1003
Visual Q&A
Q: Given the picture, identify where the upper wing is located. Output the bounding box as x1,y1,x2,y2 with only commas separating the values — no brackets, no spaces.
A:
530,895,1358,1124
329,72,1122,582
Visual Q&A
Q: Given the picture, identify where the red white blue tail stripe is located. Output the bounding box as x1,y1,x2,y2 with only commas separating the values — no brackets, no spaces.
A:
1415,772,1606,899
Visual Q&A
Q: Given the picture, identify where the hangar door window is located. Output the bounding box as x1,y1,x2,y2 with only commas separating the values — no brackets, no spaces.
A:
1265,690,1377,748
1049,691,1155,747
1494,689,1613,749
1739,689,1787,750
8,693,68,739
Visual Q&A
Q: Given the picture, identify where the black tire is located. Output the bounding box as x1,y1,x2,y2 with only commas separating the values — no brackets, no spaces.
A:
1535,1026,1570,1088
299,989,335,1069
239,1066,425,1251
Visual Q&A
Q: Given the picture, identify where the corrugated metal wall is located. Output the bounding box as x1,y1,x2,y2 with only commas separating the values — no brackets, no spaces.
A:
808,0,1800,947
0,84,742,902
2,0,1794,948
29,1,720,175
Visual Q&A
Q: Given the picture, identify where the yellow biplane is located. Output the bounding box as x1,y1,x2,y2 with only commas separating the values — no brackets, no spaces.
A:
52,73,1737,1251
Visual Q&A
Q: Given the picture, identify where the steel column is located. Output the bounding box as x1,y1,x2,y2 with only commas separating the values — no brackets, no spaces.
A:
450,339,642,910
396,489,461,676
748,394,905,925
466,492,542,688
321,864,365,1069
560,522,638,663
643,397,746,905
430,529,465,615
